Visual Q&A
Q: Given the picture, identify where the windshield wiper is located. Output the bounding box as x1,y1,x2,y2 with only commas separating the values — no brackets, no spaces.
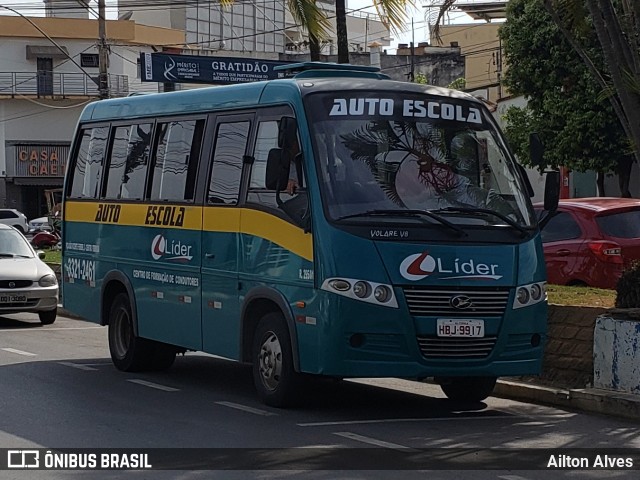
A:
335,209,467,237
0,253,16,258
432,207,529,237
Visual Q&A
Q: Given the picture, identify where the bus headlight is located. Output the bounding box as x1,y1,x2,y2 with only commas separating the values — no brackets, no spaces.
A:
328,279,351,292
353,281,371,298
513,281,547,309
374,285,392,303
321,277,398,308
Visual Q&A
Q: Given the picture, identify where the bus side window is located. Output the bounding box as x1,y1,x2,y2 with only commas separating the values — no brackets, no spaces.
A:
150,119,204,202
69,126,108,198
208,121,250,205
247,120,279,207
103,124,152,200
247,119,305,210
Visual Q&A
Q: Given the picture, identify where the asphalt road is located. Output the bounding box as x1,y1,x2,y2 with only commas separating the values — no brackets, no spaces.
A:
1,312,639,479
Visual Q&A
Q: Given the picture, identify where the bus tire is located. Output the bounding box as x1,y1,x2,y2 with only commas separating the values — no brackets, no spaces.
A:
439,376,497,403
108,293,153,372
148,342,177,371
252,312,302,408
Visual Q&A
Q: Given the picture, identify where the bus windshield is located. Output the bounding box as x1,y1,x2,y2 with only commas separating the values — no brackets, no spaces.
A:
304,92,535,228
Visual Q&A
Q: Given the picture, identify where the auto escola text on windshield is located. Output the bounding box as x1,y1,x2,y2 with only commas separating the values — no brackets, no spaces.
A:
328,98,482,124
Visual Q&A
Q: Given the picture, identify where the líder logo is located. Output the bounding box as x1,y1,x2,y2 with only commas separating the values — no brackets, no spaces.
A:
400,251,502,281
151,234,193,262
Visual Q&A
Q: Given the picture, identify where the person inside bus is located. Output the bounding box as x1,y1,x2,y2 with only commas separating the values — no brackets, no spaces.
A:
285,136,303,195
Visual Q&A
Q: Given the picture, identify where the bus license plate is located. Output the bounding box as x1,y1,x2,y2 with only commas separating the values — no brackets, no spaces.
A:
437,319,484,338
0,294,27,303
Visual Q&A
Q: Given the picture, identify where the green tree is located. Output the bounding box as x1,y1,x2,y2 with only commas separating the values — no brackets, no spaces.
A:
498,0,632,196
433,0,640,177
335,1,414,63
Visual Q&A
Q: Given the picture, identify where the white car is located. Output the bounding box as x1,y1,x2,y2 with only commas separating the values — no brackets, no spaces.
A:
28,216,52,233
0,209,29,234
0,224,58,324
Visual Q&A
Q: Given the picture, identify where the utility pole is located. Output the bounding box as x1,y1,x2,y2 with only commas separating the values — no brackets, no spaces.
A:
98,0,109,99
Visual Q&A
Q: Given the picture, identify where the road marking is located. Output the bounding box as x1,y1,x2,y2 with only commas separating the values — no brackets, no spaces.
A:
127,379,179,392
499,476,530,480
334,432,414,451
0,326,102,332
58,361,98,371
1,348,37,356
298,415,512,427
216,401,278,416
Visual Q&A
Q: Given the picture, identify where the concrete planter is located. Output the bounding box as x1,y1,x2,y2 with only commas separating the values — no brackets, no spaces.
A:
594,310,640,394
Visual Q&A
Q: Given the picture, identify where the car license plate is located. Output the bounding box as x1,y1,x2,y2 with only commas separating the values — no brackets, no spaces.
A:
0,295,27,303
437,319,484,338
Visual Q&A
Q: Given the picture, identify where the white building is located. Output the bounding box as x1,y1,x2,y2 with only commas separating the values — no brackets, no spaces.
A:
120,0,391,57
0,6,184,218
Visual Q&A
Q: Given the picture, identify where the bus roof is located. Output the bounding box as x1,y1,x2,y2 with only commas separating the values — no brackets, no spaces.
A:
79,66,481,123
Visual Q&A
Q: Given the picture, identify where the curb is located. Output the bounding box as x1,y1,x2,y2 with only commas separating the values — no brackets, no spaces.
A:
494,380,640,421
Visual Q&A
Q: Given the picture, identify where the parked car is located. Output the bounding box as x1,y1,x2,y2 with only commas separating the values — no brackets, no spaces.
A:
0,224,58,324
28,216,52,234
0,209,28,234
535,198,640,289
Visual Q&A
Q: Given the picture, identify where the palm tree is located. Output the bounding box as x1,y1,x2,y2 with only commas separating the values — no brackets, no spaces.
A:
335,0,414,64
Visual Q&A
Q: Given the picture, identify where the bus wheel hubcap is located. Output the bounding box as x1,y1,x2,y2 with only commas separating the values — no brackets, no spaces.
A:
259,331,282,391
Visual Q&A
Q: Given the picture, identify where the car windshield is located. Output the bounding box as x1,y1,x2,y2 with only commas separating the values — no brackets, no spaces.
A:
0,229,33,257
304,92,536,228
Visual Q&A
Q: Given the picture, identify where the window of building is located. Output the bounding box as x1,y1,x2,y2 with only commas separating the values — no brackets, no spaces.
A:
207,121,250,205
80,54,100,68
69,126,108,198
150,119,204,202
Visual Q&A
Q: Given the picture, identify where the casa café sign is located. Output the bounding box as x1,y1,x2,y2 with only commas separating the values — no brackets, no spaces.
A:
16,145,68,177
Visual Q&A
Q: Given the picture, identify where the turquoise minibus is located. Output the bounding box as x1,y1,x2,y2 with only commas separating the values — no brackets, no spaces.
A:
62,62,558,407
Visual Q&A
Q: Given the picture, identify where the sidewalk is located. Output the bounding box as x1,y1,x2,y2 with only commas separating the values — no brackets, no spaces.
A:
494,379,640,421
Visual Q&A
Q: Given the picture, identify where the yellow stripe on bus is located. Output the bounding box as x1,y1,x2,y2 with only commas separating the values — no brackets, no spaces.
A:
65,202,203,230
65,201,314,262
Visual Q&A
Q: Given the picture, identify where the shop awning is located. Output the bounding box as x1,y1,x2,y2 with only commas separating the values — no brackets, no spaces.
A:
13,178,63,187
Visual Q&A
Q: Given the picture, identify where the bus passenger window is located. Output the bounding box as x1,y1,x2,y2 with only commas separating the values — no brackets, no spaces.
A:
104,124,152,200
150,119,203,202
208,121,249,205
247,119,305,210
69,126,108,198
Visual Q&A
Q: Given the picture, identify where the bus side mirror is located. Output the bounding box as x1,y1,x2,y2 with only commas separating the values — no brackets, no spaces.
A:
544,170,560,212
529,133,544,168
265,148,289,191
278,116,298,148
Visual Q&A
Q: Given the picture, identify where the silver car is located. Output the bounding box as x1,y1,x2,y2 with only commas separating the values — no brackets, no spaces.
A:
0,224,58,324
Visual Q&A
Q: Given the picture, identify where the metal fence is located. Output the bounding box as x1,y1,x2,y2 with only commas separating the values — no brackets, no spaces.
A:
0,72,129,98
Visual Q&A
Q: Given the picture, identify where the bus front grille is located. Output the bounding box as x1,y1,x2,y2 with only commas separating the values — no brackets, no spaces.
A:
417,335,497,359
403,287,510,317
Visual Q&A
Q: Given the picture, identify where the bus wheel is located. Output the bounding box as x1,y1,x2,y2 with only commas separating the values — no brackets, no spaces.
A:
148,342,177,371
439,376,497,402
252,313,301,408
108,293,152,372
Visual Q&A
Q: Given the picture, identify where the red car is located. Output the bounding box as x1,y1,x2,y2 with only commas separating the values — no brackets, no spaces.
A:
535,198,640,289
